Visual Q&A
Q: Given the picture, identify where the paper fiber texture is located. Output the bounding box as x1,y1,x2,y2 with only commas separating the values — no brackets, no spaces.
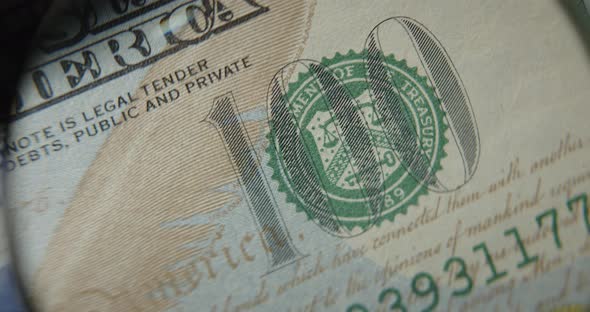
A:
3,1,590,311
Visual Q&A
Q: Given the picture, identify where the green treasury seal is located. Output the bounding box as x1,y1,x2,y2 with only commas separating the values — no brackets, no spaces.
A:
267,50,448,231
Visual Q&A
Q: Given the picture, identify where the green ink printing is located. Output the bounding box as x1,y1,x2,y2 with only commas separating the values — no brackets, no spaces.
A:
267,50,448,230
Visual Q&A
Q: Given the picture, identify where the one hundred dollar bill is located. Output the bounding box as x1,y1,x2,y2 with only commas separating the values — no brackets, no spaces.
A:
2,0,590,311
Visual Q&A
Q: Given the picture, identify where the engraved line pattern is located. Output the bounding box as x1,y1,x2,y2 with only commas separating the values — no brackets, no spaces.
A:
207,93,302,270
400,17,480,186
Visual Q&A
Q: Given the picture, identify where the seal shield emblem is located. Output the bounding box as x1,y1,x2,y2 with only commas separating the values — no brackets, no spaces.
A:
268,50,448,231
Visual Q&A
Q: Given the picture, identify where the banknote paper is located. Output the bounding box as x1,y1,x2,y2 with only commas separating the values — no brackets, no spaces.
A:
2,0,590,311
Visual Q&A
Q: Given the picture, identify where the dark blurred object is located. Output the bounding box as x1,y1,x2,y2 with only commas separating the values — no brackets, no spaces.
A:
0,3,52,311
0,0,52,123
560,0,590,57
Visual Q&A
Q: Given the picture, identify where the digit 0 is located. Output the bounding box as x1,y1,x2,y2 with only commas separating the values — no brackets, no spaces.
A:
266,60,386,237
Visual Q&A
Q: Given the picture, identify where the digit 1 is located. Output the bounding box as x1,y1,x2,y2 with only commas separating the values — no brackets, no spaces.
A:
32,70,54,99
205,92,304,272
567,193,589,233
473,242,508,285
504,227,538,268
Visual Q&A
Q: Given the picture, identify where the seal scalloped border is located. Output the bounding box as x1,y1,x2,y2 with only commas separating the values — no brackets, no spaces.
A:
267,49,448,231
